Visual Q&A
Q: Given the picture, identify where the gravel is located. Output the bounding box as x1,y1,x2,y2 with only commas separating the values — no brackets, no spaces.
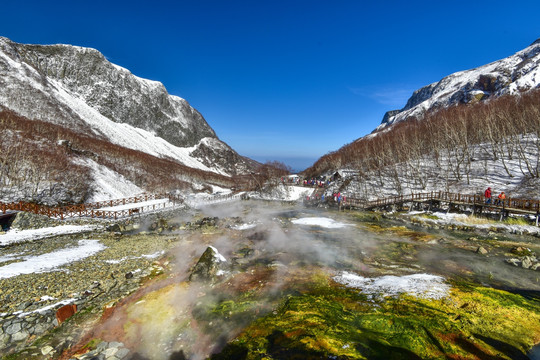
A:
0,212,189,358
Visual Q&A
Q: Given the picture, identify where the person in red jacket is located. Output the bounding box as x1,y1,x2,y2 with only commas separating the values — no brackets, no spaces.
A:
484,187,492,204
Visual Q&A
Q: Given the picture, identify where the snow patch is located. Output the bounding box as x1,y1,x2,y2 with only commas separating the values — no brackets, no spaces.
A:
0,240,105,279
233,223,258,230
96,198,170,211
18,298,77,318
292,217,352,229
209,246,227,262
82,159,143,202
334,271,450,300
0,225,98,246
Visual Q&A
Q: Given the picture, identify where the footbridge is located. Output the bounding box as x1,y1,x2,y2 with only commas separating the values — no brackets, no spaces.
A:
0,193,182,221
307,191,540,226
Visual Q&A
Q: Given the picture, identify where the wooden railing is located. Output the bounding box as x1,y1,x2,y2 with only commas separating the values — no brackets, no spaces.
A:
184,192,247,208
0,193,183,220
357,191,540,214
304,190,540,215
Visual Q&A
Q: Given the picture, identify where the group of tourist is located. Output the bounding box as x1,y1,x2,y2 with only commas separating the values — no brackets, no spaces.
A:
305,192,346,205
484,187,506,206
302,179,328,187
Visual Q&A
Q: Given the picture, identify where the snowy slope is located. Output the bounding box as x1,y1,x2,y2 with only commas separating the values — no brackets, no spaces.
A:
0,36,253,177
377,39,540,131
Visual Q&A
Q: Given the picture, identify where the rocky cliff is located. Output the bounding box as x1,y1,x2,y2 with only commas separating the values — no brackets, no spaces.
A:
0,36,254,176
377,38,540,131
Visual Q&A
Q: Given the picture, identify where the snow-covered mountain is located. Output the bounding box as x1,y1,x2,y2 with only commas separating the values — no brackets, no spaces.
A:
376,38,540,131
0,36,254,176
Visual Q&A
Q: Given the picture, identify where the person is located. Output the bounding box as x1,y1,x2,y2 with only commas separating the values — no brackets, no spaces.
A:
484,187,492,204
496,191,506,206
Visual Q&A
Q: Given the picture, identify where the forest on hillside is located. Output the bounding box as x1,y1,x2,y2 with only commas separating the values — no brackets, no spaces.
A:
305,90,540,199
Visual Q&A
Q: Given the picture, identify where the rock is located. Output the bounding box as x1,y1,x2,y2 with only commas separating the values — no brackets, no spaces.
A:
476,246,488,255
511,246,534,256
521,257,534,269
505,258,520,267
108,341,124,349
10,211,57,230
531,263,540,271
189,246,227,282
5,321,21,335
96,341,109,352
34,322,52,335
125,272,134,279
0,333,10,347
116,347,130,358
11,329,29,342
41,345,54,355
103,347,118,357
106,224,122,232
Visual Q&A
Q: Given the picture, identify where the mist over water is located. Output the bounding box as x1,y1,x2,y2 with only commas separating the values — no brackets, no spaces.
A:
97,200,540,359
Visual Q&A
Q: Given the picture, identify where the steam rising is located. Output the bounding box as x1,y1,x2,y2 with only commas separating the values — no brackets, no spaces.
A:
89,200,540,359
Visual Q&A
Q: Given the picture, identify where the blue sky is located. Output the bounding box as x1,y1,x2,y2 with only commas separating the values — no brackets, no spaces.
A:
2,1,540,171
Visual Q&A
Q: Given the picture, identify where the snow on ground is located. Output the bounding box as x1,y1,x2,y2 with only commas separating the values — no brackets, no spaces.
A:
17,298,77,318
284,186,313,201
210,185,233,195
49,77,227,175
334,271,450,300
209,246,227,262
0,225,98,246
97,198,170,211
0,239,105,279
292,217,352,229
335,135,540,202
104,251,165,264
412,211,540,235
250,184,313,202
82,159,143,202
232,223,258,230
184,192,243,209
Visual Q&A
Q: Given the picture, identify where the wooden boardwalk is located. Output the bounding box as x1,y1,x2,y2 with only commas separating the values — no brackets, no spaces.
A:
306,190,540,225
0,193,183,220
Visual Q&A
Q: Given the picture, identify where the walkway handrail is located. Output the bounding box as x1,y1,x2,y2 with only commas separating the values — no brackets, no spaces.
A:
0,192,184,220
359,191,540,213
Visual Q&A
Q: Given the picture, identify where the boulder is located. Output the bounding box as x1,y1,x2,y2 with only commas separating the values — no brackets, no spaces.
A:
10,211,57,230
511,246,534,256
476,246,488,255
505,258,520,267
189,246,227,282
521,256,534,269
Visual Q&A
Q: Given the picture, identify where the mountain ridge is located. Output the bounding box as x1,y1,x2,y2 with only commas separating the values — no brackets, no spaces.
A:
376,38,540,132
0,36,254,177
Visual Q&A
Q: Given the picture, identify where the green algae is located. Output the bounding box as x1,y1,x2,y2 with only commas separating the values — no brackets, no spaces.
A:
366,223,437,243
211,279,540,360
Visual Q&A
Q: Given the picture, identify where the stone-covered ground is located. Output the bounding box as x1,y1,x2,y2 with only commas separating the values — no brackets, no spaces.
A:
1,203,539,360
